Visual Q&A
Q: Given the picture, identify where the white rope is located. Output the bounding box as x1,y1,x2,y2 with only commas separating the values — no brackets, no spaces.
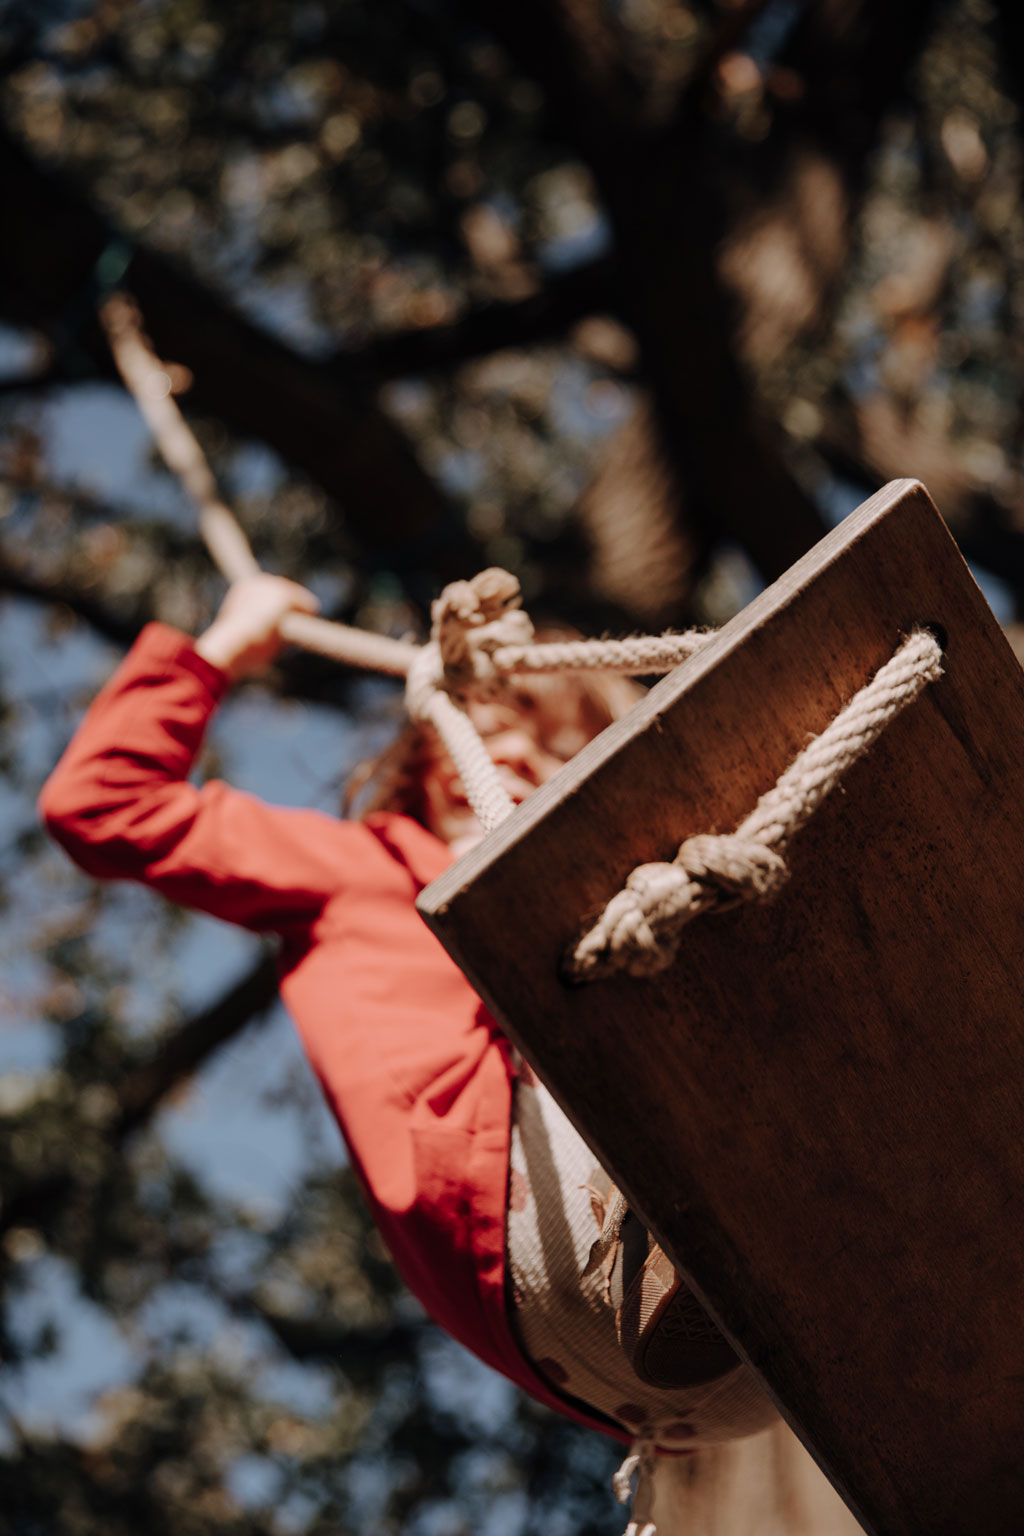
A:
405,644,516,832
99,296,709,721
96,297,945,910
568,629,944,982
101,293,417,679
493,632,711,677
614,1432,659,1536
100,289,707,826
403,574,716,834
277,610,417,676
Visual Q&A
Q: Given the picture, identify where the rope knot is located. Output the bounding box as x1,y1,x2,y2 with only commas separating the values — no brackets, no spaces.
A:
569,840,789,980
567,864,697,980
430,568,533,696
567,630,943,983
676,833,789,905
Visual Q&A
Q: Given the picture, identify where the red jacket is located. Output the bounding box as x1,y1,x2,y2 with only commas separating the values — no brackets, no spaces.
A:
39,623,625,1442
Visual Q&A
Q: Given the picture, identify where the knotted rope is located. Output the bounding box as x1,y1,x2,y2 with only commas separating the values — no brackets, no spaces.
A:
101,294,709,695
401,569,709,832
101,290,711,827
401,569,712,832
101,293,945,954
568,628,944,981
403,569,535,831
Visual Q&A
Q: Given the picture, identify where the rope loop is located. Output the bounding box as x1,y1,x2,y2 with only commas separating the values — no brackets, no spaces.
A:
102,301,946,910
405,567,720,837
676,832,789,903
572,838,789,982
568,629,944,982
405,570,536,831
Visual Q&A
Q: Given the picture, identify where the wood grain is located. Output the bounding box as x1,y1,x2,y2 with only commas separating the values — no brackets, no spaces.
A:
419,480,1024,1536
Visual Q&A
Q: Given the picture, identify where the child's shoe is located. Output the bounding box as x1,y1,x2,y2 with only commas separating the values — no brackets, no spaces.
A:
614,1213,740,1388
584,1174,740,1391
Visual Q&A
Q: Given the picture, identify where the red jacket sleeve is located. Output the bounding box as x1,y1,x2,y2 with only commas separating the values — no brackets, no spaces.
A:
38,622,365,934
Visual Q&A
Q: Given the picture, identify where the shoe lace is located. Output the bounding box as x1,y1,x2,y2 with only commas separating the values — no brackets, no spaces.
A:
583,1184,630,1305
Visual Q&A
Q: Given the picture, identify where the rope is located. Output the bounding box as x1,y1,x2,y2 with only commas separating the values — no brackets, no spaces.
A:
400,569,533,828
101,293,713,695
614,1431,658,1536
100,295,417,678
492,632,712,677
276,610,417,676
402,577,712,828
567,629,944,982
99,292,945,909
405,643,517,832
101,295,261,586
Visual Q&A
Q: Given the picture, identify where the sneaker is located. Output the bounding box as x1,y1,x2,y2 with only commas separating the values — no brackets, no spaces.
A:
614,1209,740,1389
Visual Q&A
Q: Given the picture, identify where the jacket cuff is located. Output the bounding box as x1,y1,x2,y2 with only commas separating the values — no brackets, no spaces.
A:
132,622,232,703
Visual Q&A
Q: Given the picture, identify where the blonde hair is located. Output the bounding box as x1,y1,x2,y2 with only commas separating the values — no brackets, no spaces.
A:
344,629,643,826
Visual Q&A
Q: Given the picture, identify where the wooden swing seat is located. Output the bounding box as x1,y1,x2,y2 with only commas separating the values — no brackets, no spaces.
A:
419,480,1024,1536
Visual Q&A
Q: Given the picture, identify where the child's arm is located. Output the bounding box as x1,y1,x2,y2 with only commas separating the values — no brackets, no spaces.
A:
39,577,386,934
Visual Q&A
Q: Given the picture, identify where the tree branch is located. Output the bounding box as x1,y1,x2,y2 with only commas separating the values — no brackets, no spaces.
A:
0,534,400,708
245,1297,424,1373
462,2,829,584
774,0,940,168
343,254,621,381
115,953,280,1140
0,543,149,647
0,123,462,567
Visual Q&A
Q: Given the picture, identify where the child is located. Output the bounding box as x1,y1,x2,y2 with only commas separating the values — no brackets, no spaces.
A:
40,574,859,1534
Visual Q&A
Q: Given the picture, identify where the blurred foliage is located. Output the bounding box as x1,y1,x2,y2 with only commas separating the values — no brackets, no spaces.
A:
3,0,1024,1532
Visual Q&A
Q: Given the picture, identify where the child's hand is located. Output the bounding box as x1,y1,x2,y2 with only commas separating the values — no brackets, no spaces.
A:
195,574,321,680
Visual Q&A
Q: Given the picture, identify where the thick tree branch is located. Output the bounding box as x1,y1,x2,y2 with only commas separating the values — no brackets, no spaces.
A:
345,254,621,380
115,954,279,1140
712,0,940,363
0,543,149,647
479,0,947,584
607,141,831,580
775,0,939,167
468,3,828,579
0,125,627,604
0,123,459,565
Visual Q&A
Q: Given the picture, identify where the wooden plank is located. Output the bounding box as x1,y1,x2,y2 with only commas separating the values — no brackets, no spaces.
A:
418,480,1024,1536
